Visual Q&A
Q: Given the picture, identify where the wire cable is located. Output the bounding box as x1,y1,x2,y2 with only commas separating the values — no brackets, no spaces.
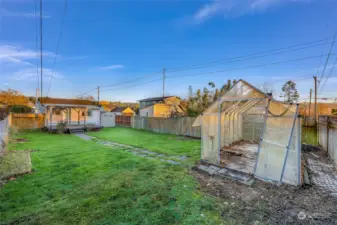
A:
90,53,337,95
166,41,335,73
319,57,337,92
100,78,163,92
166,37,334,72
76,87,98,98
95,37,334,90
39,0,43,98
318,31,337,89
46,0,68,97
78,38,336,96
167,53,337,79
34,0,40,95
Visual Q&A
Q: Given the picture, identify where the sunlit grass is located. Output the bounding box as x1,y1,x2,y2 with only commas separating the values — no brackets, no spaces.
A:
88,127,201,162
0,131,222,225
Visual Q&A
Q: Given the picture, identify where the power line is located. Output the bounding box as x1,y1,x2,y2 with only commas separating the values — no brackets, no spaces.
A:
78,37,336,96
319,57,337,92
167,53,337,79
100,78,163,92
76,87,98,98
34,0,39,95
99,70,162,88
318,31,337,89
99,54,337,93
96,37,334,91
46,0,68,97
166,37,335,72
40,0,43,98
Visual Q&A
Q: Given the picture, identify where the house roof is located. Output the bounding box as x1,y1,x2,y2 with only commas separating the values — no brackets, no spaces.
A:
39,97,98,106
138,96,177,102
111,107,126,113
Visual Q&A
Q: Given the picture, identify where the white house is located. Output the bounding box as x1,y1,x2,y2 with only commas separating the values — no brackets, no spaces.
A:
38,98,103,132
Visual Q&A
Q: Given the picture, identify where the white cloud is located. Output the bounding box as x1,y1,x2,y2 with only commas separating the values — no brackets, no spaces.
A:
96,64,125,71
192,0,312,23
9,68,63,81
0,8,51,19
0,45,54,66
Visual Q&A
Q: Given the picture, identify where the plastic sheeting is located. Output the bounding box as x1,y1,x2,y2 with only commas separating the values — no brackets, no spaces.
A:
201,114,220,164
254,102,301,185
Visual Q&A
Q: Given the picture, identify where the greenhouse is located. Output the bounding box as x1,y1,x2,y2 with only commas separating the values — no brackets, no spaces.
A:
193,80,302,186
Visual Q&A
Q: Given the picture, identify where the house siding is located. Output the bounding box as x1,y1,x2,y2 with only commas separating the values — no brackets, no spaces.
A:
153,104,173,117
47,108,100,126
140,105,154,117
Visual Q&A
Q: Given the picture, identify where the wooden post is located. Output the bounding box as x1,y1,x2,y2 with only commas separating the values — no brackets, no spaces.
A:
84,108,88,126
67,108,70,124
327,117,329,156
314,76,317,124
77,109,80,124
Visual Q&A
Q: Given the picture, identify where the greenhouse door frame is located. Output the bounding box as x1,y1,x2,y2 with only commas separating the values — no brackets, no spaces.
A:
253,101,300,185
216,97,268,165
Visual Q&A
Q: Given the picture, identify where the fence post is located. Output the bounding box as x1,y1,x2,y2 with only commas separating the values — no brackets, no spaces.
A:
327,117,329,156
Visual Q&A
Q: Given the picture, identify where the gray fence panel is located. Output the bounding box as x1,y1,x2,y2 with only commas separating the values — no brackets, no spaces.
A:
132,116,201,138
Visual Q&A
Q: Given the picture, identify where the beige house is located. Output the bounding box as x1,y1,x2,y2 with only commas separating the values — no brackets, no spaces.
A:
139,96,185,117
299,102,337,116
38,98,103,132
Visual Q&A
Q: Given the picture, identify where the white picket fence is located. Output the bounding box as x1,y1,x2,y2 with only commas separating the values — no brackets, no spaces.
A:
0,117,10,156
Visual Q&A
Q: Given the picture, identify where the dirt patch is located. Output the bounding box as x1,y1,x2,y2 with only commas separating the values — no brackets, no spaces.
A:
192,170,337,224
0,150,32,185
15,138,28,143
168,136,200,141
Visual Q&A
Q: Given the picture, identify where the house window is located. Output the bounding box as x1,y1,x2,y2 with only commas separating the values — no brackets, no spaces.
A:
146,112,148,116
87,110,92,117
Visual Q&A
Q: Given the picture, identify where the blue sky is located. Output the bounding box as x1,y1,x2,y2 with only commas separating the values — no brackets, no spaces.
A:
1,0,337,102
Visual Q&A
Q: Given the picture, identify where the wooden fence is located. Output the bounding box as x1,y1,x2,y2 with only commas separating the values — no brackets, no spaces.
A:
132,116,201,138
318,116,337,166
116,115,132,127
10,113,45,130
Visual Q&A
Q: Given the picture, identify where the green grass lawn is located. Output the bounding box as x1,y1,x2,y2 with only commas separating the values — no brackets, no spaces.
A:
88,127,201,161
302,126,318,145
0,131,224,225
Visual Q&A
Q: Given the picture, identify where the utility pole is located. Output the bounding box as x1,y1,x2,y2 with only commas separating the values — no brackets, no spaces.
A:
97,86,100,103
313,76,317,124
162,68,166,97
40,0,43,98
308,88,312,117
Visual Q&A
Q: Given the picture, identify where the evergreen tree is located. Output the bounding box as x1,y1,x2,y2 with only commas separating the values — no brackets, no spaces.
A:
281,80,300,102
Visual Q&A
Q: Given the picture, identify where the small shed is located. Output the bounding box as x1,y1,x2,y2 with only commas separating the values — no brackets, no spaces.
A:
193,80,302,186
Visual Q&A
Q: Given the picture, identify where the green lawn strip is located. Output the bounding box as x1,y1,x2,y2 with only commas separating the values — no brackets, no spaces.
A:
88,127,201,161
0,131,223,225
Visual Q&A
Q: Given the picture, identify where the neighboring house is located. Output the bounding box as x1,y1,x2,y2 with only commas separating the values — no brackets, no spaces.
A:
299,102,337,116
110,107,136,116
38,98,102,131
139,96,185,117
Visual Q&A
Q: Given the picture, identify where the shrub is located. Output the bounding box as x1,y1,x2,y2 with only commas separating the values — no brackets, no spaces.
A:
56,121,67,134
